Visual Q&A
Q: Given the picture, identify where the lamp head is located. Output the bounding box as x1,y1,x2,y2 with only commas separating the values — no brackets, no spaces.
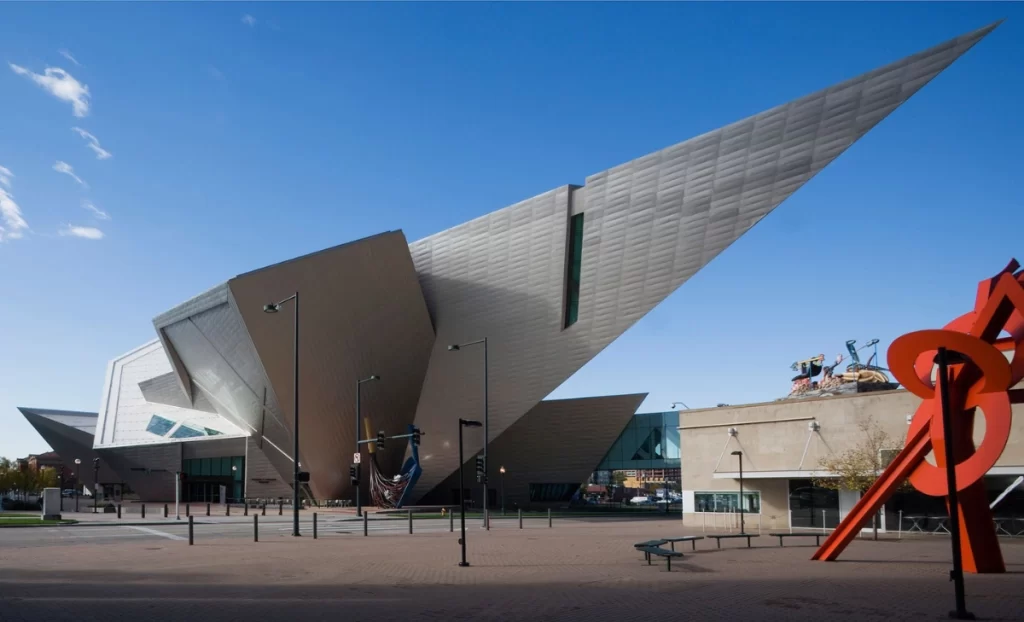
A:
370,374,380,381
447,344,460,351
263,303,280,314
499,466,506,474
460,419,482,428
74,458,81,465
731,450,742,456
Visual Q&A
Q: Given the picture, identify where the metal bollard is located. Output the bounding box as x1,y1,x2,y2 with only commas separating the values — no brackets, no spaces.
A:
409,509,413,534
519,508,523,529
164,504,168,518
188,515,194,546
226,504,231,516
313,512,318,539
141,504,146,519
485,508,489,531
117,504,121,519
262,504,266,516
279,500,283,516
254,515,259,542
244,503,248,516
206,503,210,516
450,508,454,532
363,511,368,536
186,503,190,517
548,508,552,528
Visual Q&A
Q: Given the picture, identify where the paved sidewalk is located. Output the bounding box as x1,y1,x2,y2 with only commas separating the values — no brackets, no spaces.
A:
1,519,1021,621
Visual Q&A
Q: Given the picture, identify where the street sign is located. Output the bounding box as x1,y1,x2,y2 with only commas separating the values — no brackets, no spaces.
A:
353,453,361,464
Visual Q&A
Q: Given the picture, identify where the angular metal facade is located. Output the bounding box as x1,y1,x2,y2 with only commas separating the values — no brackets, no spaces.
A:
418,394,647,508
228,231,435,500
405,23,997,497
18,24,998,505
18,407,119,484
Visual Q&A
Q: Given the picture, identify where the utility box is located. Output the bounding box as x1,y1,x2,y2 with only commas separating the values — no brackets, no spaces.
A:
41,487,61,521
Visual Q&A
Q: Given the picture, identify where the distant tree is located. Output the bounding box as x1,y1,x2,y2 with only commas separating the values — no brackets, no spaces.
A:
814,415,907,540
37,467,58,490
610,471,627,488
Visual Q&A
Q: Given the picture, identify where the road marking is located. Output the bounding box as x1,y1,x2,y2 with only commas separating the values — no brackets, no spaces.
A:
127,526,186,541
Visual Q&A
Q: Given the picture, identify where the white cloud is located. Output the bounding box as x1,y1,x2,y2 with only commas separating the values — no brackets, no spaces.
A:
241,14,257,27
72,127,112,160
82,199,110,220
0,187,29,242
59,224,104,240
9,63,90,117
53,161,87,187
0,165,13,189
59,49,81,66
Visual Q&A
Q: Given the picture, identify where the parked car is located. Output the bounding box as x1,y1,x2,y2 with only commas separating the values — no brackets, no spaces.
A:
62,489,76,498
630,495,656,505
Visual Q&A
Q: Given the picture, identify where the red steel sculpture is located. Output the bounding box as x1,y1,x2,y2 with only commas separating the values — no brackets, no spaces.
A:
812,260,1024,573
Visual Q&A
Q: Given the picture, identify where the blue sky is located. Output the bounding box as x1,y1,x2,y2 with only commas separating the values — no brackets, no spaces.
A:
1,3,1022,458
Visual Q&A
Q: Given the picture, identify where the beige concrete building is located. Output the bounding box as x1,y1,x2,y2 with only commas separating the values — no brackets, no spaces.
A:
679,390,1024,533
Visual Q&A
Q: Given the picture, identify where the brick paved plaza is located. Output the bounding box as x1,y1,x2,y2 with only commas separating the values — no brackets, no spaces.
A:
1,518,1022,621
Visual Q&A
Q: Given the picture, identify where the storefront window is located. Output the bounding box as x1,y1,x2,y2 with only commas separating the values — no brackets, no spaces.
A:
694,490,761,513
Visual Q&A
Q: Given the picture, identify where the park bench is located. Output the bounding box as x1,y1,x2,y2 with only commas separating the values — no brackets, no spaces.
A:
707,533,759,548
634,539,668,562
768,532,824,547
639,546,685,571
662,535,704,551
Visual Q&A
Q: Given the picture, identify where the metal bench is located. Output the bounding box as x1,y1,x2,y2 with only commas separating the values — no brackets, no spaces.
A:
662,535,704,551
768,532,824,547
634,539,668,562
707,533,759,548
640,546,684,571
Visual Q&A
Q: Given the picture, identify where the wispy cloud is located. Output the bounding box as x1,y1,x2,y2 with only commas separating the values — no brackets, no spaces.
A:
0,167,28,242
241,14,257,27
59,224,104,240
0,188,29,241
59,49,81,66
9,63,90,117
82,199,110,220
72,127,112,160
53,161,87,188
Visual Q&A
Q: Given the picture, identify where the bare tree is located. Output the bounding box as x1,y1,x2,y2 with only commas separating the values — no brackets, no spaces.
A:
814,415,906,540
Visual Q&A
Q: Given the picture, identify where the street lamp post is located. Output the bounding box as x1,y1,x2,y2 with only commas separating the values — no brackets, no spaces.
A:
59,466,65,512
731,450,745,534
355,374,380,518
670,401,690,410
92,457,100,514
458,418,482,567
448,338,488,526
264,292,301,537
499,466,506,516
74,458,81,512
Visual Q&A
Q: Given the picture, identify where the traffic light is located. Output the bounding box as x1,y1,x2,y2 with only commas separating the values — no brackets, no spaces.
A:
412,428,422,446
349,466,358,485
92,457,100,471
376,430,386,450
475,456,485,483
297,471,310,483
179,472,188,482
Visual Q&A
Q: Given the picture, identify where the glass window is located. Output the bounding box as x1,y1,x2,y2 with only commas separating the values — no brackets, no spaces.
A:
145,415,175,437
200,458,210,477
694,491,761,514
170,424,206,439
563,213,584,328
529,483,580,502
788,479,839,528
